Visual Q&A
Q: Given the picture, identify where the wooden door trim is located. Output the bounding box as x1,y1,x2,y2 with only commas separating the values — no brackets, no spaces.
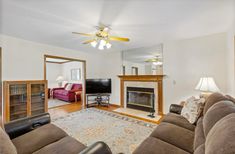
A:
44,54,87,107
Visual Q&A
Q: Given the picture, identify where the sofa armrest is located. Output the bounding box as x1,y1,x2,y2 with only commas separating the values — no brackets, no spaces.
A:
169,104,183,114
4,113,51,139
69,89,82,93
79,141,112,154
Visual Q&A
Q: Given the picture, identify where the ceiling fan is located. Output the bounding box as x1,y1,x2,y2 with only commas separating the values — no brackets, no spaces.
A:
145,56,163,66
72,25,130,50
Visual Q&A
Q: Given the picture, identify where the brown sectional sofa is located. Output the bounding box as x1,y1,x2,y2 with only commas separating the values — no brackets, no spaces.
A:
133,93,235,154
0,114,112,154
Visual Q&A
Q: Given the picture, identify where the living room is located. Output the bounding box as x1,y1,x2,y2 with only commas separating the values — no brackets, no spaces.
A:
0,0,235,154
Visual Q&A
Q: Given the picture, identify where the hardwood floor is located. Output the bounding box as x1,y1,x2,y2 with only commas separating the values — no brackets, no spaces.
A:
48,101,119,118
48,101,161,124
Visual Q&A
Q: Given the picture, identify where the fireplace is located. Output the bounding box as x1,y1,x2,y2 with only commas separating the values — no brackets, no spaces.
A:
126,87,154,112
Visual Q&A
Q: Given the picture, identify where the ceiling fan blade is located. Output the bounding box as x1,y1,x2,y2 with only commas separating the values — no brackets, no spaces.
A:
72,32,93,36
145,59,156,62
83,39,95,44
109,36,130,42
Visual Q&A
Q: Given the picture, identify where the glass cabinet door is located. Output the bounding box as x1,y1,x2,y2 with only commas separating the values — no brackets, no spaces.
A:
31,84,45,116
9,84,27,121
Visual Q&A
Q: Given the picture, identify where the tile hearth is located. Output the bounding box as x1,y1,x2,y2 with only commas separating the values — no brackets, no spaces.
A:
113,108,162,123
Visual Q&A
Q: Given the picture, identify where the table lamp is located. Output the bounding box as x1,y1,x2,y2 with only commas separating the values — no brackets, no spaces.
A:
195,77,220,98
56,76,64,87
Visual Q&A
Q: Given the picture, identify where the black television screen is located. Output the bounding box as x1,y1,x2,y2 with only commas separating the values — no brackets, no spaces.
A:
86,78,111,94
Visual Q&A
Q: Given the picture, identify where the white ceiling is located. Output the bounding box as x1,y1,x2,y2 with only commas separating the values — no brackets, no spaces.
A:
1,0,234,53
46,57,70,63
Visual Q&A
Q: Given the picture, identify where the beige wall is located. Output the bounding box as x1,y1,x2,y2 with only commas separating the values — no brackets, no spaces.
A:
0,33,233,114
0,34,104,81
226,21,235,96
163,33,228,113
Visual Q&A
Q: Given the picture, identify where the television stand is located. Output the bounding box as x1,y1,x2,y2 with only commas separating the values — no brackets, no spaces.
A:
86,93,110,108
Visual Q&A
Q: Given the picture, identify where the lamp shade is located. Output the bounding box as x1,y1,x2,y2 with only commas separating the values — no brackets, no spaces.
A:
195,77,220,92
56,76,64,82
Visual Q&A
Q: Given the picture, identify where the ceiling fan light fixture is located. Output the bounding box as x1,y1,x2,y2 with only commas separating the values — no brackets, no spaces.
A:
106,42,112,49
98,43,104,50
100,39,106,46
153,61,163,66
90,41,97,48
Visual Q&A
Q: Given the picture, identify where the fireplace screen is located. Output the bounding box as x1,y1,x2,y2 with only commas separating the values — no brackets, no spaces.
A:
126,87,154,112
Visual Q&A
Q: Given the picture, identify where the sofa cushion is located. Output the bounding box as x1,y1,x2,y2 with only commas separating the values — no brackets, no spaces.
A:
133,137,190,154
193,117,205,150
203,93,229,115
205,113,235,154
33,136,86,154
194,144,205,154
54,90,69,96
150,122,194,153
0,127,17,154
12,124,68,154
225,95,235,103
161,113,195,131
203,101,235,136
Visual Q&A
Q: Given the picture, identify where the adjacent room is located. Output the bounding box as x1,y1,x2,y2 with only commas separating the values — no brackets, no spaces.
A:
0,0,235,154
45,56,85,109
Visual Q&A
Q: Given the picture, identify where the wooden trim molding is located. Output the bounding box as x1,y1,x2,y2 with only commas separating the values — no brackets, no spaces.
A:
118,75,165,115
44,54,87,107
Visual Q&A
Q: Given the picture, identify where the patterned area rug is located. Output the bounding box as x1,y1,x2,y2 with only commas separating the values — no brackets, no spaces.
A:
52,108,157,154
48,99,70,108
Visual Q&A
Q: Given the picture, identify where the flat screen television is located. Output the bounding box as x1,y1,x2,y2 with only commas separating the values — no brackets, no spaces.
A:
86,78,111,94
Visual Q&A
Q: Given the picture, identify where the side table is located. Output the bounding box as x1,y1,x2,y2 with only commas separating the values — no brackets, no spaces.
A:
75,91,82,102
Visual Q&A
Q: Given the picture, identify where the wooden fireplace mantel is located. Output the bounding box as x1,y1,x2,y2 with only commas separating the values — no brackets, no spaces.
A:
118,75,165,115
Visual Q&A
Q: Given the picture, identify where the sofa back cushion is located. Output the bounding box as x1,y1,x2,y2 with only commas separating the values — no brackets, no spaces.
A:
0,127,17,154
194,117,205,150
205,113,235,154
203,101,235,136
203,93,229,115
72,84,82,91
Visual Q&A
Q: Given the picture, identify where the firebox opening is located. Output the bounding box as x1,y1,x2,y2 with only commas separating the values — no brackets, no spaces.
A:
126,87,154,112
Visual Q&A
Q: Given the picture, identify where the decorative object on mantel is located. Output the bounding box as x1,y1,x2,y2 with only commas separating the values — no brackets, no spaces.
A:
195,77,220,98
118,75,165,115
72,24,130,50
56,75,64,87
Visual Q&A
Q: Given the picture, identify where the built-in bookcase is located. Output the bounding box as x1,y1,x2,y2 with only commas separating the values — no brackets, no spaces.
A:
3,80,48,122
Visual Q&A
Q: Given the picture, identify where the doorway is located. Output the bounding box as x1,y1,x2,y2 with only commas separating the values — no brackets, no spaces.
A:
44,55,86,109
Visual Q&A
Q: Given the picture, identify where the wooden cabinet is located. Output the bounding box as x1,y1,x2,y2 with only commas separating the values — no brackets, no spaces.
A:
3,80,48,122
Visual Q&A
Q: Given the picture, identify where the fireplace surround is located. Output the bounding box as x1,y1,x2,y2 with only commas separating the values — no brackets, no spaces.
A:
118,75,164,115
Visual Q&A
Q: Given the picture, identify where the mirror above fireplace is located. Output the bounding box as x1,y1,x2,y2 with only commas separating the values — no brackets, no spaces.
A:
121,44,163,75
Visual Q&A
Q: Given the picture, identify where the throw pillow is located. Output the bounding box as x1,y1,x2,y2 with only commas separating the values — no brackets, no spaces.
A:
65,83,73,91
181,96,206,124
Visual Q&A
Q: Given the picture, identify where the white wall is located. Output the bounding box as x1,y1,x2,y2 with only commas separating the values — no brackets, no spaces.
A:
226,20,235,96
99,33,230,114
62,61,83,84
0,34,104,83
46,63,62,88
163,33,228,113
0,33,233,113
99,52,122,105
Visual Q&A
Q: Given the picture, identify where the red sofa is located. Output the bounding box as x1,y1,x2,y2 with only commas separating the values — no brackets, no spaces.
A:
52,83,82,102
